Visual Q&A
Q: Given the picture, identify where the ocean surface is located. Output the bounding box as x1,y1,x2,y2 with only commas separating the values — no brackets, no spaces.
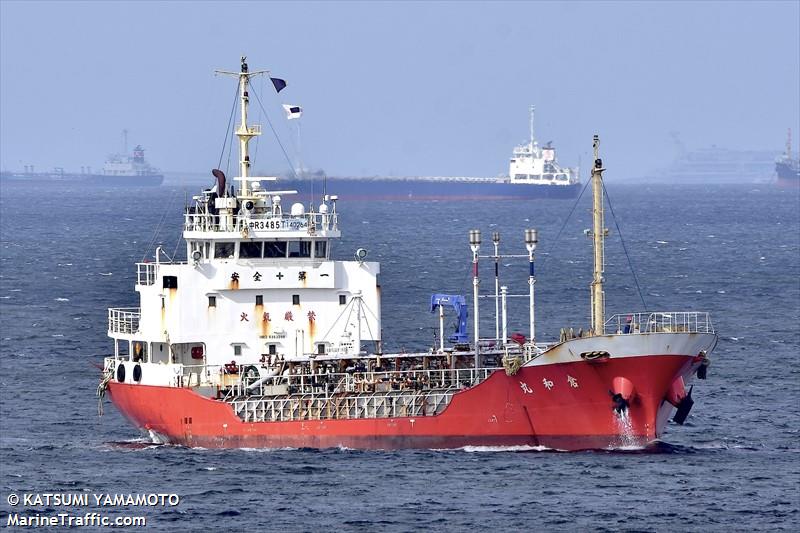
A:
0,180,798,531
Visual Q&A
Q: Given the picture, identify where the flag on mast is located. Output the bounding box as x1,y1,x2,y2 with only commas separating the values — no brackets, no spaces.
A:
270,77,287,93
282,105,303,120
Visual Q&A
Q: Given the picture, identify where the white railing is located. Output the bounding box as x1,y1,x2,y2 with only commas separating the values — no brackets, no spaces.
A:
223,366,497,399
604,312,714,335
184,211,339,234
104,356,498,395
108,308,141,334
136,263,156,285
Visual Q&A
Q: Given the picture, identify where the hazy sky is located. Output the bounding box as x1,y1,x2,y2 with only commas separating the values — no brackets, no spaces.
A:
1,0,798,180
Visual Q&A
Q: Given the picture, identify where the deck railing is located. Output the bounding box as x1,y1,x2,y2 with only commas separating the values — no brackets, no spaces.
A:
604,311,714,335
183,211,339,234
102,356,499,395
223,366,497,399
136,263,156,285
108,308,141,335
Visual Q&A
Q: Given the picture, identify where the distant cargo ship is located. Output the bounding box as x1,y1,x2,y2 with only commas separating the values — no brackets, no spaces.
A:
775,129,799,187
1,143,163,186
276,106,580,200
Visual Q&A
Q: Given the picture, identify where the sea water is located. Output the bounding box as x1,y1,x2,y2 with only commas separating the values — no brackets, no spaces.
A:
0,181,798,531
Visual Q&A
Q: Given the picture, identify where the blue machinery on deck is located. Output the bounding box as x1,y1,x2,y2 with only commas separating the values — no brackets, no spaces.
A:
430,294,469,344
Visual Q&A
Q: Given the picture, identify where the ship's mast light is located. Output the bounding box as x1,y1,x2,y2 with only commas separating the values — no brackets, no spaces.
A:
524,228,538,252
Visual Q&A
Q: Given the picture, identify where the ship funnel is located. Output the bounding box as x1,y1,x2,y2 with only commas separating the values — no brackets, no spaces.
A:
212,169,227,196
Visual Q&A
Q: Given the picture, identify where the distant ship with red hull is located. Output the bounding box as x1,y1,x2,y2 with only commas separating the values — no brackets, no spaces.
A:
2,138,163,187
98,57,716,451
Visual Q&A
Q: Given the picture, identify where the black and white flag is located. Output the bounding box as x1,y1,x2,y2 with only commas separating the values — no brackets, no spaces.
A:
282,104,303,120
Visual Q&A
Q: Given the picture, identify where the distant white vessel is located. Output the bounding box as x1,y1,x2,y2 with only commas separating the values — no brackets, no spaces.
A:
1,131,163,186
272,106,581,200
507,105,580,191
98,142,163,185
642,132,779,183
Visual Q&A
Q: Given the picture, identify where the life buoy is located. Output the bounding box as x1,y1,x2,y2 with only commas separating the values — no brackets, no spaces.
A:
116,363,126,383
133,364,142,383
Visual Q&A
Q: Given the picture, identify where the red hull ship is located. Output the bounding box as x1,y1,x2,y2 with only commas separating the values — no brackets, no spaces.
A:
99,57,717,451
108,352,708,450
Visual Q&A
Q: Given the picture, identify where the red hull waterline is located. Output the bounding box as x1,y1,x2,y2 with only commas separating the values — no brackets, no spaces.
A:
107,354,698,451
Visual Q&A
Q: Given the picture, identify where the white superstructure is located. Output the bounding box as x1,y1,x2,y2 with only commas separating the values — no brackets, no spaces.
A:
101,140,160,177
107,57,381,387
508,106,579,186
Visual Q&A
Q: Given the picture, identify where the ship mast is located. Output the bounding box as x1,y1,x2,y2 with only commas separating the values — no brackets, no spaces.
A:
529,105,535,151
590,134,607,335
216,56,267,197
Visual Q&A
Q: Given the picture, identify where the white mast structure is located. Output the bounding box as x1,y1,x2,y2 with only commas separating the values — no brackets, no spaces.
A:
215,56,269,198
529,105,535,153
525,228,538,343
492,232,500,344
469,229,481,369
590,134,607,335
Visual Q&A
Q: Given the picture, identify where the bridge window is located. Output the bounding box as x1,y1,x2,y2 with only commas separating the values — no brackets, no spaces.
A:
240,241,263,259
264,241,287,258
288,241,311,258
314,240,327,259
215,242,235,259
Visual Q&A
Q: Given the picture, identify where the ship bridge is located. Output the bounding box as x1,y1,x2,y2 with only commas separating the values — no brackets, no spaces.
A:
183,181,340,263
